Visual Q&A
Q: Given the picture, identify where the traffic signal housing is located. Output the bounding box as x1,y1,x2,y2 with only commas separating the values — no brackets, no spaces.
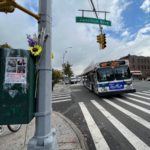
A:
0,0,15,13
96,34,106,49
101,34,106,49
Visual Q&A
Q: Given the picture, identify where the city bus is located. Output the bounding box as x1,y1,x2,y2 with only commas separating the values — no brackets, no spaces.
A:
82,59,136,96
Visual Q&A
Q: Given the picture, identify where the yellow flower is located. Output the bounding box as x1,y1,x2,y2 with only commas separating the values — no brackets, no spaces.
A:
52,52,54,60
29,44,42,56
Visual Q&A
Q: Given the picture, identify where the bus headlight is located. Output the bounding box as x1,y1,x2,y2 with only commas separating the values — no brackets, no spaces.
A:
101,87,107,92
125,80,132,85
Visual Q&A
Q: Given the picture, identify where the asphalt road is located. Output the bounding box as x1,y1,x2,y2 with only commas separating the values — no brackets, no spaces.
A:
53,81,150,150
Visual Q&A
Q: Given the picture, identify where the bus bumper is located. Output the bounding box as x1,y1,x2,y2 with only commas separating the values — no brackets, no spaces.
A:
98,89,136,96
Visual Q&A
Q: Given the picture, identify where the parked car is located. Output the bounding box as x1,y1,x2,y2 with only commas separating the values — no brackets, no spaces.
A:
70,76,78,84
64,77,70,84
146,77,150,81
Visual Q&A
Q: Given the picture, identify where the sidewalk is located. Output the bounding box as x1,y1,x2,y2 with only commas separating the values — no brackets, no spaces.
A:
0,112,87,150
0,84,88,150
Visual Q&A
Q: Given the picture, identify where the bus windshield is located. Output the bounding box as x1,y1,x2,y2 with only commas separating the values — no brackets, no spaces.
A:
97,66,131,82
97,68,114,82
114,66,131,80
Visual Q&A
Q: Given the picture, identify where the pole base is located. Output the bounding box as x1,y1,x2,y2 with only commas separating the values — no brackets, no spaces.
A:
27,128,58,150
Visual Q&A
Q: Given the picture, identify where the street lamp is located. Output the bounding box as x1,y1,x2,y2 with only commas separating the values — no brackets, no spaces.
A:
62,46,72,66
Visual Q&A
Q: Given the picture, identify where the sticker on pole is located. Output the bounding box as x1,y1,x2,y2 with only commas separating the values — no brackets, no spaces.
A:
5,57,27,84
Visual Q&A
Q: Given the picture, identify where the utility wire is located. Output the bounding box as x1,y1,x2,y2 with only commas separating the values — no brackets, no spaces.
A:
89,0,102,33
96,0,100,16
88,0,93,11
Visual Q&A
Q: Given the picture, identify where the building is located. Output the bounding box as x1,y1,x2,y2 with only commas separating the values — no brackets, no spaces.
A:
120,54,150,79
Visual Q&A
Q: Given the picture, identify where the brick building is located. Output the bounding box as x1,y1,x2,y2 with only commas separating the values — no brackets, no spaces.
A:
120,54,150,78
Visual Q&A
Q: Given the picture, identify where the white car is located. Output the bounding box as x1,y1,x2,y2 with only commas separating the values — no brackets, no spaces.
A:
147,77,150,81
70,77,78,84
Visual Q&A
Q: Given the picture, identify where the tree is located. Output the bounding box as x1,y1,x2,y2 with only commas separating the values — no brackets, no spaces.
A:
0,43,12,48
52,69,62,90
52,69,62,83
63,61,73,78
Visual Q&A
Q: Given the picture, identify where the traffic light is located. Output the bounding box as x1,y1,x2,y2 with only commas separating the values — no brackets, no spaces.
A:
96,34,106,49
0,0,15,13
101,34,106,49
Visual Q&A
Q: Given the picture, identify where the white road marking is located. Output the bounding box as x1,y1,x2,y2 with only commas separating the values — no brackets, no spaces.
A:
52,96,71,100
91,100,150,150
124,96,150,106
127,93,150,100
115,98,150,114
52,99,71,103
142,91,150,94
52,92,70,96
136,92,150,96
79,102,110,150
103,98,150,129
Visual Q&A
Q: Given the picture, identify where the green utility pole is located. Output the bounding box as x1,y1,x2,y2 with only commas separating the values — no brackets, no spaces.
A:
28,0,57,149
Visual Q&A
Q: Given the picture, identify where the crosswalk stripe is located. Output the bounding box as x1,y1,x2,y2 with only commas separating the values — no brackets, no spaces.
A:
52,86,71,103
52,94,70,97
127,93,150,100
115,98,150,114
53,92,70,95
136,92,150,96
124,96,150,106
142,91,150,94
103,98,150,129
91,100,150,150
79,102,110,150
53,96,71,100
52,99,71,103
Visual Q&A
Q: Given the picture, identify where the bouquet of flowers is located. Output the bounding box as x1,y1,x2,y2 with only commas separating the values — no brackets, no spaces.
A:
27,33,42,56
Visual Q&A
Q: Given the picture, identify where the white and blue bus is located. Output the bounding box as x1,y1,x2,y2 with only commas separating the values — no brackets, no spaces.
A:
82,60,136,96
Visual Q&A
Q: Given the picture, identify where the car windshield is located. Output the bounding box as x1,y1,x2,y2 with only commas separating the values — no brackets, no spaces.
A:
97,68,114,82
114,66,131,80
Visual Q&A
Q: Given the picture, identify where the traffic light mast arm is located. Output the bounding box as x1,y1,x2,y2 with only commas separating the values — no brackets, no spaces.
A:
11,1,40,20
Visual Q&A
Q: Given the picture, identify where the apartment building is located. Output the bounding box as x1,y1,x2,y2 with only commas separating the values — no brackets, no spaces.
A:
120,54,150,78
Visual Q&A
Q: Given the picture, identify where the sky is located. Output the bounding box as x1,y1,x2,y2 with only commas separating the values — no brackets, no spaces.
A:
0,0,150,75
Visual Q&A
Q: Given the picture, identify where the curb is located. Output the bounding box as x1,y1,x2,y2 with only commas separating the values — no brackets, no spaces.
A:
55,112,89,150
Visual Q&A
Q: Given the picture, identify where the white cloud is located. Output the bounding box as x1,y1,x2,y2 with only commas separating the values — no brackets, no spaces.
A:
140,0,150,13
52,0,132,75
121,30,129,37
0,0,149,76
0,0,38,49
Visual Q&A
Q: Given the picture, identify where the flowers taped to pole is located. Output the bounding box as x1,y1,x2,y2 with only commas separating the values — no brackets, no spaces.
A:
27,34,43,56
29,44,42,56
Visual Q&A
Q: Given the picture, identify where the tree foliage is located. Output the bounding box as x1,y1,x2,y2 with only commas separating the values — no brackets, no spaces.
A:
63,61,73,78
0,43,12,48
52,69,62,83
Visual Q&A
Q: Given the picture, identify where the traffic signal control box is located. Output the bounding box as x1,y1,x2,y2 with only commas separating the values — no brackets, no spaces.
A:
0,48,36,125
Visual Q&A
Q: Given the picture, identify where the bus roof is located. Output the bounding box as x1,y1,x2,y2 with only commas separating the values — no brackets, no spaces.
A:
82,59,129,75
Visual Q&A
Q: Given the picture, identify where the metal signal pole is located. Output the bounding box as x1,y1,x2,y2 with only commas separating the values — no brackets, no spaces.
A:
28,0,57,149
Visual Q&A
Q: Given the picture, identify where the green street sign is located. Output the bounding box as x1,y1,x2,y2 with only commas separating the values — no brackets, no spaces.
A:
76,16,111,26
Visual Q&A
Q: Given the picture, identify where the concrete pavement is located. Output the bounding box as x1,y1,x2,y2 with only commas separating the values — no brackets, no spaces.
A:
0,112,88,150
0,83,88,150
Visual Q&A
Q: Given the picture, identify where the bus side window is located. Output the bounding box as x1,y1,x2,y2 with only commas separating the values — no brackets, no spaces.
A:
97,72,101,82
94,73,97,80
